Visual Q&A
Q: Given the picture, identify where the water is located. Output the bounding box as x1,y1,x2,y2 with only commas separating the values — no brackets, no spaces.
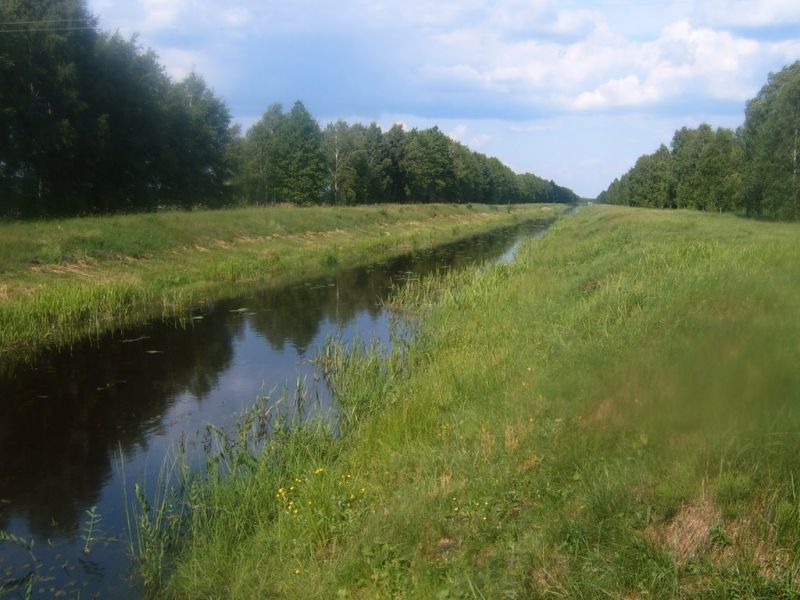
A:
0,220,550,598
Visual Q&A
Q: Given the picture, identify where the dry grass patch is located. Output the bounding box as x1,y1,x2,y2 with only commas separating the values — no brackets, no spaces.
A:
647,498,721,563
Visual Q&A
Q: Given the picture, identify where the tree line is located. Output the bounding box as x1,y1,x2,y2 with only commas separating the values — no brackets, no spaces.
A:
598,61,800,220
234,104,578,207
0,0,577,219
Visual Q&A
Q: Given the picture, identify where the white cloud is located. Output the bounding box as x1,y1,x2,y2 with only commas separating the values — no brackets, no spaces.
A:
699,0,800,27
413,10,789,113
142,0,187,29
223,7,253,28
573,75,660,109
571,21,764,109
449,123,469,141
470,133,492,148
155,47,201,81
85,0,800,195
88,0,795,116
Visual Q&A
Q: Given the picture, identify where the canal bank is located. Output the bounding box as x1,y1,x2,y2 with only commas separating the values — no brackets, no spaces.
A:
153,206,800,599
0,203,563,367
0,214,563,598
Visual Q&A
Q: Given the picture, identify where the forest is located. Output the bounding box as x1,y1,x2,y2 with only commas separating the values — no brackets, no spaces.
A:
598,61,800,220
0,0,577,219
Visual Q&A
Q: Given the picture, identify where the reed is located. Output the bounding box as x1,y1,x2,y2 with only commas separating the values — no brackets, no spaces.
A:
0,203,561,367
138,205,800,597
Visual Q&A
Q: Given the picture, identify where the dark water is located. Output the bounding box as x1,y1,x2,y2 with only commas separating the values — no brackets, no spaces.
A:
0,220,549,598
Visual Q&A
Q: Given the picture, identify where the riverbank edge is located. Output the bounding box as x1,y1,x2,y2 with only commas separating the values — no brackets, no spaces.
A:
152,205,800,598
0,203,564,367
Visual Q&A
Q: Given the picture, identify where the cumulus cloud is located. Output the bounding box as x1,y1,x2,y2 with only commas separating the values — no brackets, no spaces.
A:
449,123,469,141
571,21,765,109
141,0,187,29
86,0,800,195
698,0,800,27
154,47,202,80
89,0,797,117
410,8,792,114
223,7,253,28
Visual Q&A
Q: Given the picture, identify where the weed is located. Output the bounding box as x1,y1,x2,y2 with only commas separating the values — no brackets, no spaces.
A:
0,530,37,598
81,505,102,554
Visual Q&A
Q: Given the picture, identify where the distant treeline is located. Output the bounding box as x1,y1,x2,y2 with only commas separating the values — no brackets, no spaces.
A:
0,0,577,219
234,105,578,207
598,62,800,220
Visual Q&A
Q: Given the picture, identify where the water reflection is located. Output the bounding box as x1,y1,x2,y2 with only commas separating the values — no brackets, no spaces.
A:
0,219,550,597
0,312,239,536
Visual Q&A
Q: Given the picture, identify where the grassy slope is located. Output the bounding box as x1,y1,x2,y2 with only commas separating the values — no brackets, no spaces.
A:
161,205,800,598
0,203,559,361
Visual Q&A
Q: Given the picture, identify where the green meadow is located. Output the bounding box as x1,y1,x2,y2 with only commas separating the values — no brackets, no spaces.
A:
0,203,558,364
141,205,800,598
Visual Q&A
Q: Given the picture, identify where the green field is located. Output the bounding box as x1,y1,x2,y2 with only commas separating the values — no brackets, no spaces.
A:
144,205,800,598
0,203,559,364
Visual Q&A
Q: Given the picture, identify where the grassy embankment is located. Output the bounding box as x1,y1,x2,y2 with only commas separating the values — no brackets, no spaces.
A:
0,203,559,363
147,205,800,598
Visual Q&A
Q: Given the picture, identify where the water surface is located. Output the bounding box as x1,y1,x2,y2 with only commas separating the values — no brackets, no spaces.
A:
0,220,549,597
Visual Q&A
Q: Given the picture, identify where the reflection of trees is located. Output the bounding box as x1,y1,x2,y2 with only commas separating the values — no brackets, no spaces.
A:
245,225,528,353
0,313,241,536
0,221,538,537
247,267,396,353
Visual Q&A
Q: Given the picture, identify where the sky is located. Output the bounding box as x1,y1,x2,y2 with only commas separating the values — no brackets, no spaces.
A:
87,0,800,198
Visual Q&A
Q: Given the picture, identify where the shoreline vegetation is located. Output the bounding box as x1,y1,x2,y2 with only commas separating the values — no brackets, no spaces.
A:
139,205,800,598
0,203,562,365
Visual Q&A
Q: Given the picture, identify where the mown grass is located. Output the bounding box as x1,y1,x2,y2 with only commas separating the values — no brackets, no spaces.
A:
141,205,800,598
0,203,560,363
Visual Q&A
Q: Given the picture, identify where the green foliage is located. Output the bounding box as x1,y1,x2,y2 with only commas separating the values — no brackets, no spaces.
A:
742,61,800,219
81,505,102,554
0,530,36,560
148,206,800,598
601,126,743,214
600,61,800,220
0,0,234,217
0,203,557,362
239,111,579,208
0,0,577,218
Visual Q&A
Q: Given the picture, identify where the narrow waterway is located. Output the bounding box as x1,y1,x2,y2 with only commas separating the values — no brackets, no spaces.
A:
0,219,551,598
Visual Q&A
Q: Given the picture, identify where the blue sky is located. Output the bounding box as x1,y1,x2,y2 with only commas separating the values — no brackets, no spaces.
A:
88,0,800,197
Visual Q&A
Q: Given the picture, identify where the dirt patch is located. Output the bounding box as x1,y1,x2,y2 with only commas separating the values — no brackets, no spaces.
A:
723,517,793,582
438,470,451,492
647,498,720,563
34,258,98,279
586,397,616,426
518,454,542,473
504,425,519,453
532,552,568,594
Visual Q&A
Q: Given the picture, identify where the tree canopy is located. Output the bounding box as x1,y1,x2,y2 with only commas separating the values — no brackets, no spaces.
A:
0,0,577,218
598,61,800,220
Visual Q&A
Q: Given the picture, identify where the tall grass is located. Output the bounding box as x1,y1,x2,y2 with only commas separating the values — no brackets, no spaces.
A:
138,205,800,598
0,203,561,365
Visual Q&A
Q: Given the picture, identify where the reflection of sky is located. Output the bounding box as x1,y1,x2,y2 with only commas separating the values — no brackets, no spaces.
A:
0,221,544,598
